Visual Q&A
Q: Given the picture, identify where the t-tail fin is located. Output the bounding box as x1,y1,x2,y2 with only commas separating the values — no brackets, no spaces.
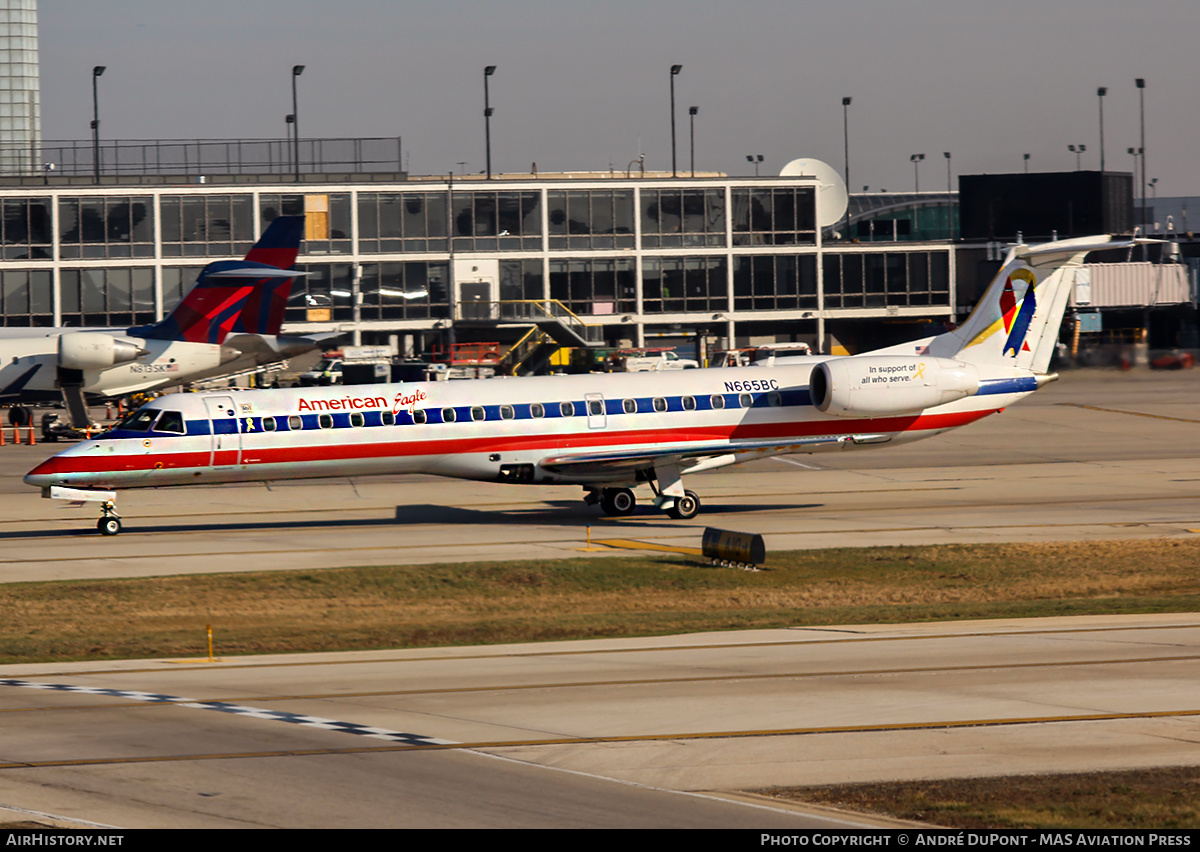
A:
128,216,305,344
927,235,1144,373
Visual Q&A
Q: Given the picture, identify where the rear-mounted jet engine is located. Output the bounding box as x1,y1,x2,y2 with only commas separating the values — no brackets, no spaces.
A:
809,356,979,417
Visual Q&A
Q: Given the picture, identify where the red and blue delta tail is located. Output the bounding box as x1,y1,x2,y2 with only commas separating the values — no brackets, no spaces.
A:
128,215,306,344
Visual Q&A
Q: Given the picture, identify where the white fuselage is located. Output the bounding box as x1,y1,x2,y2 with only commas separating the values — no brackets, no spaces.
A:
24,363,1033,493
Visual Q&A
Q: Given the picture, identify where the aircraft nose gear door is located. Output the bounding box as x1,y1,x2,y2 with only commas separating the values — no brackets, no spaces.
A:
204,395,241,468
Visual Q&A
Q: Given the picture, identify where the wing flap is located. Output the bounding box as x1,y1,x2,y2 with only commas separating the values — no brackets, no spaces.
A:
537,435,851,478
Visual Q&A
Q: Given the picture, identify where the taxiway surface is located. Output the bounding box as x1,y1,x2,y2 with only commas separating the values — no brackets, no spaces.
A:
2,614,1198,828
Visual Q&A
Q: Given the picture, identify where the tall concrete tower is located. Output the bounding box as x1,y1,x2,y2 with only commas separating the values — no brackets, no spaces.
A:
0,0,39,176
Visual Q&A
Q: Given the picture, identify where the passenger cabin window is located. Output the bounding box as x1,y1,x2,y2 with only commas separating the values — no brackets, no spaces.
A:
154,410,185,434
412,409,427,424
471,406,485,422
530,403,545,418
442,408,457,423
559,401,575,417
500,405,514,420
653,397,667,412
288,415,302,430
350,412,365,427
588,399,603,416
767,391,781,407
382,411,396,426
318,414,334,429
622,398,637,414
710,394,726,409
263,416,277,432
682,396,696,411
739,393,753,408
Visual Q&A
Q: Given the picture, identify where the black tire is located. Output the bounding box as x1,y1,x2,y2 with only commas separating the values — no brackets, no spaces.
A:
97,517,121,536
8,406,30,427
600,488,636,516
667,490,701,520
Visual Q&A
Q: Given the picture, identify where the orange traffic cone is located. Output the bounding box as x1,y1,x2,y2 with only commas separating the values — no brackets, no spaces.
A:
12,424,20,445
27,423,35,445
1,424,7,446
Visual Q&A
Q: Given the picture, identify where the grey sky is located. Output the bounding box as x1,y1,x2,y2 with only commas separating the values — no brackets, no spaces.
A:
37,1,1200,194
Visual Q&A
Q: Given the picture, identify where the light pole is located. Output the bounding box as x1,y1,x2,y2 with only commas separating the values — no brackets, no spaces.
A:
943,151,951,193
1068,144,1086,170
745,154,763,176
842,97,852,240
910,153,924,191
1023,153,1030,173
669,64,682,177
688,106,698,177
91,66,105,184
841,96,851,199
1127,146,1142,175
1097,87,1107,172
1136,78,1146,232
285,114,295,174
291,65,305,182
1128,146,1143,229
484,65,496,179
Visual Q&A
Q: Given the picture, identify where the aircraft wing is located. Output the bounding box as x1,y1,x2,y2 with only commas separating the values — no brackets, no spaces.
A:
538,434,864,477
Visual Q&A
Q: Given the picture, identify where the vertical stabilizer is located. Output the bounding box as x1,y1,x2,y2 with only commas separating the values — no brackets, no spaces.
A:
927,235,1139,373
127,216,305,344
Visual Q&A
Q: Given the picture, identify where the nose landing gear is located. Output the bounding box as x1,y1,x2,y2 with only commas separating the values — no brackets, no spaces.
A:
97,500,122,536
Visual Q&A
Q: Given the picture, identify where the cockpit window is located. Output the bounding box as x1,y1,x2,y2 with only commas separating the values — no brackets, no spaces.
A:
122,408,160,432
154,410,186,434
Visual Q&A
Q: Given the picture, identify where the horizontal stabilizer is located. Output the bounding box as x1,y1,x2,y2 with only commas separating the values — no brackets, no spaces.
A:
205,265,309,279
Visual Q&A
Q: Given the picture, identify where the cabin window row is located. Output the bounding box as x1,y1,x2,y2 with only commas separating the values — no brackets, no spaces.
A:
134,390,794,437
246,391,785,432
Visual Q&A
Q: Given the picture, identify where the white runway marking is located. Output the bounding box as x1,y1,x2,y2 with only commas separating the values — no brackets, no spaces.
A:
0,679,454,746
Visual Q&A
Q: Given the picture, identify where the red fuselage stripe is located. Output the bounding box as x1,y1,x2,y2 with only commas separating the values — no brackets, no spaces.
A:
27,408,996,477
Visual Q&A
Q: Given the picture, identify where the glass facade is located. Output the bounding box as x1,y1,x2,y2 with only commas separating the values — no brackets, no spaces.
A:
58,196,155,258
549,189,632,250
0,179,954,339
160,194,254,257
641,188,724,247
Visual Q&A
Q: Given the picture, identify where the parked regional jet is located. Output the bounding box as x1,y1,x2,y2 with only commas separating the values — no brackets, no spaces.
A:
0,216,319,428
26,235,1140,535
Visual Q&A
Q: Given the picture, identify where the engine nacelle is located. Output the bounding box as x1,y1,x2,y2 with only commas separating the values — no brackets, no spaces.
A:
809,356,979,418
58,333,147,371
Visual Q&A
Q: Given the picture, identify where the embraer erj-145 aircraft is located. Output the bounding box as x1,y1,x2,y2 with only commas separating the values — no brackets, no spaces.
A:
0,216,314,428
27,234,1139,535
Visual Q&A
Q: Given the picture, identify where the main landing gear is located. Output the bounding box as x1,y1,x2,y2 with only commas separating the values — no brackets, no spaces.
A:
586,485,703,519
586,459,704,520
598,487,636,516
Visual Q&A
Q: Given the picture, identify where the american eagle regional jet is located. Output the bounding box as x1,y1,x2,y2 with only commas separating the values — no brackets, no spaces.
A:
27,235,1137,536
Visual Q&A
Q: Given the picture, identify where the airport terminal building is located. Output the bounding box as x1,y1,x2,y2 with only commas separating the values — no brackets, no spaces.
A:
0,169,959,362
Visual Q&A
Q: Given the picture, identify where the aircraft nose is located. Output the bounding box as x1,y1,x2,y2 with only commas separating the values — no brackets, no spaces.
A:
24,456,68,488
24,445,99,488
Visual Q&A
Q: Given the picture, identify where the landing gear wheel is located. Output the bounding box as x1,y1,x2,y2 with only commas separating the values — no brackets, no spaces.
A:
96,499,122,536
667,490,701,520
8,406,29,427
599,487,636,516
